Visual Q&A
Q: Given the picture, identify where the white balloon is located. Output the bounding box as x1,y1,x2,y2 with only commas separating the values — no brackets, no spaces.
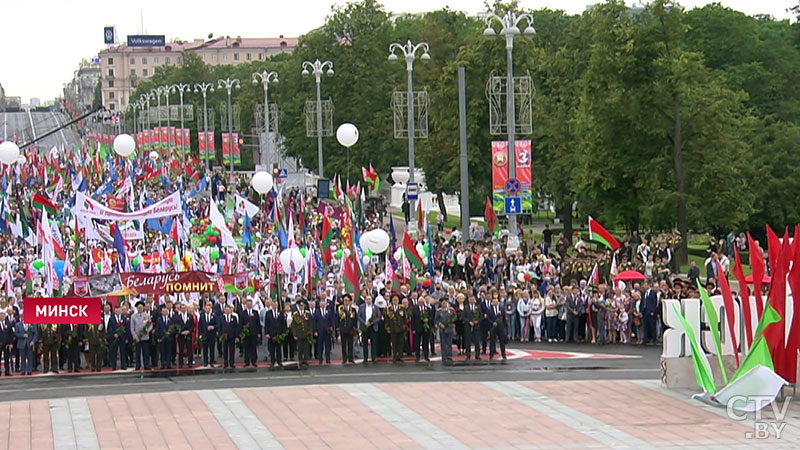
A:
517,272,525,282
279,248,304,274
149,151,159,161
336,123,359,147
0,141,20,165
394,247,403,261
362,255,371,267
16,154,26,165
251,171,274,194
343,248,351,259
361,229,390,254
113,133,136,157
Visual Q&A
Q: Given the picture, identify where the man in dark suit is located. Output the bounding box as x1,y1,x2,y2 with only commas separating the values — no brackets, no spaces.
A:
478,290,491,354
0,311,12,375
241,298,261,367
155,305,173,369
218,304,240,368
462,294,481,360
565,287,581,343
357,295,380,364
338,295,358,365
411,296,433,362
14,314,36,375
60,323,84,373
640,283,659,344
435,299,455,362
314,299,334,364
173,303,195,368
107,306,127,370
307,299,320,361
198,302,217,367
487,297,507,360
263,299,285,367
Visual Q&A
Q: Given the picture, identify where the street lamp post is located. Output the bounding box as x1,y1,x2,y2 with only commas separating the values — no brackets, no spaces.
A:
217,77,240,182
388,40,430,232
301,59,334,178
194,82,215,175
170,83,191,169
141,91,155,131
483,11,535,251
131,101,138,136
252,70,279,168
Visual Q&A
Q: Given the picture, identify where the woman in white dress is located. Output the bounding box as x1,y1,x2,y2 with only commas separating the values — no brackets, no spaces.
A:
530,290,545,342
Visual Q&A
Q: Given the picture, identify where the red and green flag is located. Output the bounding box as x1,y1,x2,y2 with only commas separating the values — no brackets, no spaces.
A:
320,216,333,264
588,216,620,250
362,164,380,191
25,261,33,295
32,192,58,216
403,231,424,270
343,253,358,294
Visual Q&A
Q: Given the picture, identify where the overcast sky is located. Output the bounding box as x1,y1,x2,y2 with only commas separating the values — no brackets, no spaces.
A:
1,0,795,101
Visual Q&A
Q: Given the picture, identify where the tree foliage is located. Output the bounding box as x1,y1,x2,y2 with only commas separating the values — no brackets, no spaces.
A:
123,0,800,241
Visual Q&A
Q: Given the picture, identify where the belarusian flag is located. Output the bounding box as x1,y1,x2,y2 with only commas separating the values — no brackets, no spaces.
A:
417,200,423,232
32,192,58,216
484,197,495,233
732,304,780,382
362,164,380,191
403,232,424,270
588,216,620,250
343,253,358,294
321,216,333,264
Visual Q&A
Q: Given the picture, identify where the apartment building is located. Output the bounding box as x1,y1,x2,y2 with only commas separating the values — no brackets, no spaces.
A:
98,36,297,110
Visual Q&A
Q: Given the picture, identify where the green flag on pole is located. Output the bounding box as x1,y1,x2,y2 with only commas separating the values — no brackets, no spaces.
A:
732,304,781,382
672,303,717,394
698,280,728,385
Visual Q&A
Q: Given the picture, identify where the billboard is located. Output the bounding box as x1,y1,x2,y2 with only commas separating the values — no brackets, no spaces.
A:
127,35,166,47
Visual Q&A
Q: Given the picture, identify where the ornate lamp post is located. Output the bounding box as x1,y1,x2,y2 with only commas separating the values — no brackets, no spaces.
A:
301,59,334,178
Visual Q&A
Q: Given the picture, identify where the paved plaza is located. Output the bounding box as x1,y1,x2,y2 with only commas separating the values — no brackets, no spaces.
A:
2,379,798,449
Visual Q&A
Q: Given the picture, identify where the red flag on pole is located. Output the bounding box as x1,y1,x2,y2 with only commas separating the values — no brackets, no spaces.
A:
715,260,739,366
484,196,495,233
732,247,752,348
747,232,766,318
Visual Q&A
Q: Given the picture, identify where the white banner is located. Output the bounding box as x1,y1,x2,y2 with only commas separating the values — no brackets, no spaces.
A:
74,191,182,222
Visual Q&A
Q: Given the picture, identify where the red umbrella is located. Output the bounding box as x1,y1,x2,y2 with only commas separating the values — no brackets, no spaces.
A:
744,274,771,284
614,270,646,282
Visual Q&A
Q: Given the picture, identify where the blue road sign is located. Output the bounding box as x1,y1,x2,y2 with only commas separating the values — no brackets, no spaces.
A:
277,168,288,179
505,197,521,215
504,178,521,195
407,182,419,201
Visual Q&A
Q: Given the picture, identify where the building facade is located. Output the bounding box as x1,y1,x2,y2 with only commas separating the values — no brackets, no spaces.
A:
97,36,297,111
65,59,101,114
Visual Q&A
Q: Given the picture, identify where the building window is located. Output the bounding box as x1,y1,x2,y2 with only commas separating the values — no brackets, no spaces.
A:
177,56,182,64
153,56,159,64
143,69,148,76
109,103,115,110
223,53,228,61
129,57,135,64
142,57,147,64
234,53,239,61
109,92,115,99
246,53,251,61
108,68,114,77
212,54,217,61
108,57,114,64
258,53,263,60
130,69,136,76
165,56,171,64
108,80,114,87
131,80,137,88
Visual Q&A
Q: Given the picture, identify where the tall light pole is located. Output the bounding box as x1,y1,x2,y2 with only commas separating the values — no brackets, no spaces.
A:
194,82,215,175
252,70,279,168
141,91,154,131
483,11,535,251
388,40,430,232
301,59,334,178
170,83,191,169
217,77,240,182
130,100,138,136
164,86,172,158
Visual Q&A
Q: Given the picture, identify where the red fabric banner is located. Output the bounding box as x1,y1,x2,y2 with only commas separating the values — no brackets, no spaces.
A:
491,141,509,211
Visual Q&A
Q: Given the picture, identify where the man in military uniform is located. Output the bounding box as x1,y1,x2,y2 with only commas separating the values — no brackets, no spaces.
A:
291,299,312,368
85,323,105,372
337,295,358,365
385,295,407,363
39,324,60,374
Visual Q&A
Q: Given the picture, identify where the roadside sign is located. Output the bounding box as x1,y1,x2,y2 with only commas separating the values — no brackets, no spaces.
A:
504,178,521,195
407,182,418,201
277,168,288,179
505,197,521,215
